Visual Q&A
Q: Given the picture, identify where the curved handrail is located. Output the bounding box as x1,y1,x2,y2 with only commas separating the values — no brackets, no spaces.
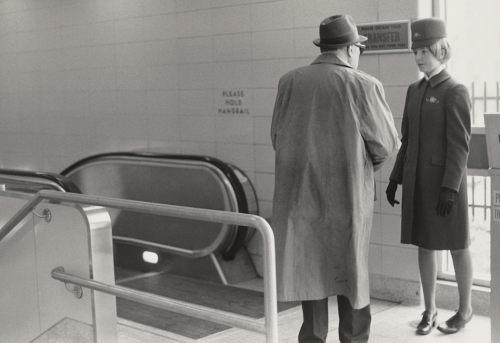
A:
0,168,81,193
0,190,278,342
66,157,238,259
61,152,257,260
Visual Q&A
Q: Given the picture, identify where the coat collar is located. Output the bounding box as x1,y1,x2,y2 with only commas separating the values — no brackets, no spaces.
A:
311,52,353,69
420,68,451,88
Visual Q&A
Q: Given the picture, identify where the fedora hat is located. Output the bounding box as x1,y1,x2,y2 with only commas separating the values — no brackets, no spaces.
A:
411,18,447,49
313,15,367,48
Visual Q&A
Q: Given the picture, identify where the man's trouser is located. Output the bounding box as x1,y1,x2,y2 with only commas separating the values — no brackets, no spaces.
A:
298,295,371,343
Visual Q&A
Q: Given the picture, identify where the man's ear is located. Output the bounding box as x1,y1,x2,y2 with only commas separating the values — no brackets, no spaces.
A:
346,45,353,57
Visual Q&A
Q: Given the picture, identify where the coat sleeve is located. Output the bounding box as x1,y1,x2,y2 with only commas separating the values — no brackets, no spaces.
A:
389,87,410,184
271,77,286,150
358,80,400,171
442,84,471,191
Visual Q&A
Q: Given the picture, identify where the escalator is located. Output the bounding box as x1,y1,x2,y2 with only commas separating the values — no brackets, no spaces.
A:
61,152,260,284
0,154,296,341
59,152,297,340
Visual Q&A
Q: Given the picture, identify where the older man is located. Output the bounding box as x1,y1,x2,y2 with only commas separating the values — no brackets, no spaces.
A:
271,14,400,343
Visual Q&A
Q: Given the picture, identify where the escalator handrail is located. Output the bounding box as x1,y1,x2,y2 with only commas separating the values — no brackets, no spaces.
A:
61,152,255,260
0,168,81,193
0,190,278,342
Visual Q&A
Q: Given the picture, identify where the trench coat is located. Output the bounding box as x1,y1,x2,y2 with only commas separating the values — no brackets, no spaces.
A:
271,52,400,309
389,69,471,250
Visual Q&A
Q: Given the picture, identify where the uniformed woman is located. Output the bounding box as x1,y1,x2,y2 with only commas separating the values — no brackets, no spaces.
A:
385,18,473,335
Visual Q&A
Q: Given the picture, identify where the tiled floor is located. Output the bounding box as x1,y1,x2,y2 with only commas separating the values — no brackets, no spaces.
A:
117,294,491,343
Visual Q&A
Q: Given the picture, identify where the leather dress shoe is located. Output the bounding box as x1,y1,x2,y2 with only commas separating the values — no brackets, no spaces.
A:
437,311,473,334
416,311,438,335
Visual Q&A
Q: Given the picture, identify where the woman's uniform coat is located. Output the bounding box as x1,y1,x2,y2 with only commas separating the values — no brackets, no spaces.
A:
271,52,400,309
390,69,471,250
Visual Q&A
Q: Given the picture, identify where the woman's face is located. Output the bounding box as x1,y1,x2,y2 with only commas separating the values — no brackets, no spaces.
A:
413,47,442,76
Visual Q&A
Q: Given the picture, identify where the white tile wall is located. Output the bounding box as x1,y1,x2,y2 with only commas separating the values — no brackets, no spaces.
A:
294,27,320,58
253,88,277,117
181,116,215,142
212,61,253,88
254,144,274,173
378,0,418,21
382,245,420,281
380,53,420,86
384,86,408,119
175,0,211,13
178,37,214,64
176,10,212,38
252,29,295,60
255,172,274,202
381,214,404,246
359,54,380,80
369,243,382,274
253,116,272,144
143,0,176,16
341,0,378,23
252,59,295,88
216,116,254,143
212,5,252,35
371,213,382,244
143,14,178,41
178,63,215,89
216,143,255,171
146,90,179,116
293,0,341,28
251,1,294,32
213,0,252,8
0,0,424,285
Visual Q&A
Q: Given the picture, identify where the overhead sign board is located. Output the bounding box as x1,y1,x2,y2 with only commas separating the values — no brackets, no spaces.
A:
357,20,412,54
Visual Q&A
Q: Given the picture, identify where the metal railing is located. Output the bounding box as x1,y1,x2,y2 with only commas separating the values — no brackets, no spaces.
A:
0,190,278,342
470,81,500,126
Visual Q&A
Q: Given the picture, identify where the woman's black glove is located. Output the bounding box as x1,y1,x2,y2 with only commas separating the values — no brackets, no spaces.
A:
436,188,455,216
385,180,400,207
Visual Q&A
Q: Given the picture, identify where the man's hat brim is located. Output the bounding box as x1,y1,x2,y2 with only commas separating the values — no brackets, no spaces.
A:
313,35,368,48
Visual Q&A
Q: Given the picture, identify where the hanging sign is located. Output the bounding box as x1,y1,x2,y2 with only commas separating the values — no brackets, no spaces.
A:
357,20,412,54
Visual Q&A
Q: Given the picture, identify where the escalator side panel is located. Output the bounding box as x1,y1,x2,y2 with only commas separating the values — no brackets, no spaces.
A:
66,160,234,252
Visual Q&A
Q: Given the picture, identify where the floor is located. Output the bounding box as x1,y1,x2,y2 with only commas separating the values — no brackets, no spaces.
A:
116,278,491,343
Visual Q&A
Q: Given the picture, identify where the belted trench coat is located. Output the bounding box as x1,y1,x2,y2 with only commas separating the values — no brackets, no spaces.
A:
271,52,400,309
389,69,471,249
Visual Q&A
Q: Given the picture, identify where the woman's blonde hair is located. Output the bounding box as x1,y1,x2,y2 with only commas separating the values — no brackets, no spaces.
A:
428,38,451,63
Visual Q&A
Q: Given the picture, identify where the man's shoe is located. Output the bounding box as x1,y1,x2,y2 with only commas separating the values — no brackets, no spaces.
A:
437,311,473,334
416,311,438,335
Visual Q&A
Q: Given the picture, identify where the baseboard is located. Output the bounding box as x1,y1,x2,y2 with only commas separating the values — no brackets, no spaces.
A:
370,274,421,305
370,274,491,316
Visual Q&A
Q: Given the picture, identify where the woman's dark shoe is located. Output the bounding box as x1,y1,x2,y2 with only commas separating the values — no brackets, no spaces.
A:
416,311,438,335
437,311,473,334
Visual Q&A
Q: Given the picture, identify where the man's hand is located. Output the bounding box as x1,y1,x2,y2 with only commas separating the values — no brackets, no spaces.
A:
436,188,455,216
385,180,400,207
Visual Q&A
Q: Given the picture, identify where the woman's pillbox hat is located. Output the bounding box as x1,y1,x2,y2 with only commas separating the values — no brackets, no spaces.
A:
411,18,447,49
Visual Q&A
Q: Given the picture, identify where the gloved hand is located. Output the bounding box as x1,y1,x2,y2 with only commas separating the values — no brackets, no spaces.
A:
436,188,455,216
385,180,400,207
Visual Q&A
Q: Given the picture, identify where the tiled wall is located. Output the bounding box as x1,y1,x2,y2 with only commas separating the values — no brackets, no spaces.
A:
0,0,432,298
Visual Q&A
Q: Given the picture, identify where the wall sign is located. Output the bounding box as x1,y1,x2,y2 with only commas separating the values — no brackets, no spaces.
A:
494,207,500,222
357,20,411,54
218,90,250,115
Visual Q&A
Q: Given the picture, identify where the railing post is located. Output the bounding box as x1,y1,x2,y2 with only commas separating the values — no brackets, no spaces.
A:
253,216,279,343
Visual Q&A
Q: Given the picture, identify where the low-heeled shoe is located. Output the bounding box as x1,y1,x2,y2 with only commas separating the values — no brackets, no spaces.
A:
416,311,438,335
437,311,473,334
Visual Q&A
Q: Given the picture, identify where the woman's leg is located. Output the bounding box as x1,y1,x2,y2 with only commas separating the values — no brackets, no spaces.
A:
418,247,438,314
450,248,473,318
